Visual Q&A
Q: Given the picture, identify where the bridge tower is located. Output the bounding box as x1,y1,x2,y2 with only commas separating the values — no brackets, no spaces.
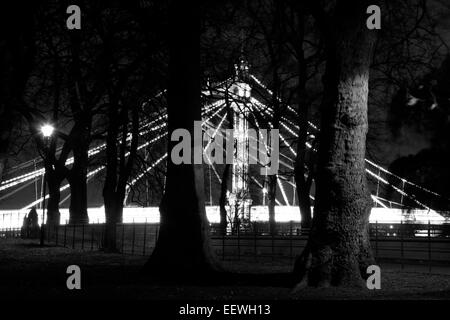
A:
228,56,253,230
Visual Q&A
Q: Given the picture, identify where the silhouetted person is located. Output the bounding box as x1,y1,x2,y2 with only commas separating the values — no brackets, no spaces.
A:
22,207,39,238
28,207,38,228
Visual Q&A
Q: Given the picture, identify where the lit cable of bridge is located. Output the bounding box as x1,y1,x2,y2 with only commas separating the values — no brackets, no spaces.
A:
57,129,171,207
365,168,432,211
2,91,169,177
22,166,105,210
124,103,227,197
281,177,315,202
0,100,222,192
365,158,450,201
249,176,282,206
228,128,286,206
372,195,407,209
250,101,297,159
249,104,296,165
249,74,449,206
276,177,290,206
203,111,228,184
203,112,287,206
0,178,38,202
126,154,168,192
20,125,171,210
0,115,167,191
248,74,318,131
371,195,388,209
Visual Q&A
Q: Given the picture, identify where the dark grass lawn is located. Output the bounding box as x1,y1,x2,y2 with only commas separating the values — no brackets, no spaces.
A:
1,239,450,300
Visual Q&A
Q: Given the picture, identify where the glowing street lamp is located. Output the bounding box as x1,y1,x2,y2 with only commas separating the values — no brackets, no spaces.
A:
39,124,54,246
40,124,54,138
262,187,267,206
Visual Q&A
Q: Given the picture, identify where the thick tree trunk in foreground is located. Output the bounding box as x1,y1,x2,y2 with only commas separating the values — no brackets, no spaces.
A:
145,0,221,278
294,0,376,288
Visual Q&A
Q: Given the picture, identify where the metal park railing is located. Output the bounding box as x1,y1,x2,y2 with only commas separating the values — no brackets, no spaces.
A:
0,227,21,239
1,220,449,273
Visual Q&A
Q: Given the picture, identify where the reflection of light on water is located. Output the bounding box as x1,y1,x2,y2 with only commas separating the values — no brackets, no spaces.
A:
0,206,448,228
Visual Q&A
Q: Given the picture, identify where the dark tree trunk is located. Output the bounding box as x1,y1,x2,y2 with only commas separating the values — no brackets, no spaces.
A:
102,92,139,252
102,105,138,252
294,0,377,288
46,169,61,227
68,137,89,224
102,109,120,251
293,3,313,230
66,29,91,225
219,164,231,235
103,198,123,252
145,0,221,279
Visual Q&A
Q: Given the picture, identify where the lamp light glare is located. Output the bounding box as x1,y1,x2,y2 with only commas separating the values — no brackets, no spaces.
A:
41,124,54,138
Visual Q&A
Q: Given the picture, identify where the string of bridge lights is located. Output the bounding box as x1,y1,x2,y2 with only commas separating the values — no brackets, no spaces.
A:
203,109,293,207
19,101,226,209
250,73,447,210
0,98,226,194
1,74,447,213
257,98,435,210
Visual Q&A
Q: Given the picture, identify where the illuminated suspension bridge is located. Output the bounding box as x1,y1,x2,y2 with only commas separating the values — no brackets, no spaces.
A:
1,59,449,229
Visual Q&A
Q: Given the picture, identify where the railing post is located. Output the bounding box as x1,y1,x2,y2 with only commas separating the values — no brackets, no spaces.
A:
91,226,94,251
131,220,136,255
375,220,378,258
221,229,225,261
237,225,240,261
121,223,125,254
271,230,275,262
81,223,85,250
101,223,105,249
72,224,76,249
63,223,67,247
143,219,147,256
400,221,404,270
253,222,257,261
428,220,431,273
290,220,293,262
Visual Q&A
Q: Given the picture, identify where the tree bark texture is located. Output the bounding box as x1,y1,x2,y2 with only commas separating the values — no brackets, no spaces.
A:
145,0,221,278
294,0,377,288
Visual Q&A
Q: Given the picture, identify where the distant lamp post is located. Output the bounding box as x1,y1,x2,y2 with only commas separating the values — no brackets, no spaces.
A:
262,187,268,206
40,124,54,246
